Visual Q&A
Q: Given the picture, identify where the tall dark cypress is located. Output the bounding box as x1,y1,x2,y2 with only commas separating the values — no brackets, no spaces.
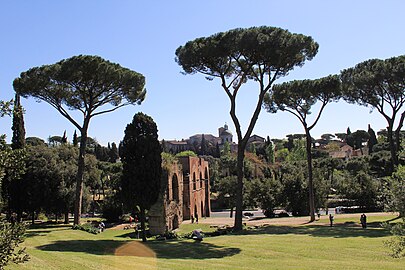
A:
61,130,67,144
200,134,207,155
73,130,78,147
11,94,25,150
367,124,378,154
109,142,119,163
121,112,162,242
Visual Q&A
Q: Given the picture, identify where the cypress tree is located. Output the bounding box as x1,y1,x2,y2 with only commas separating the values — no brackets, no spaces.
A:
11,94,25,150
72,130,78,147
367,124,378,154
61,130,67,144
200,134,207,155
109,142,119,163
121,112,162,242
215,142,221,158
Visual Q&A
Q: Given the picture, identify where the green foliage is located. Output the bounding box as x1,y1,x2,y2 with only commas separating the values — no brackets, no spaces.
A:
368,125,378,154
369,150,393,177
176,26,318,79
5,214,404,270
176,26,318,230
14,55,146,114
0,136,26,212
346,130,369,151
384,221,405,258
98,162,123,222
72,130,78,147
341,55,405,166
14,55,146,224
384,165,405,216
121,112,162,242
265,143,275,163
101,198,122,223
275,148,289,162
245,177,281,216
216,176,249,210
175,150,197,158
266,75,341,115
277,162,309,216
108,142,119,163
276,162,328,216
0,219,29,269
9,144,98,222
25,137,45,147
72,223,100,234
335,158,382,211
0,100,13,117
285,139,307,162
11,95,25,150
221,141,230,156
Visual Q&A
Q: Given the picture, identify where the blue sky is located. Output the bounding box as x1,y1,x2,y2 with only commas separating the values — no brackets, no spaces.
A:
1,1,404,146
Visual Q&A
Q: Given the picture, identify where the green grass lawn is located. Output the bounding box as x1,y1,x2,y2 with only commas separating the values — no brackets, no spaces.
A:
6,214,404,270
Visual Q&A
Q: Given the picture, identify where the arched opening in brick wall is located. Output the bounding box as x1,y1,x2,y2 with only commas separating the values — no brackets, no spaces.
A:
172,173,179,202
201,201,204,218
172,214,179,230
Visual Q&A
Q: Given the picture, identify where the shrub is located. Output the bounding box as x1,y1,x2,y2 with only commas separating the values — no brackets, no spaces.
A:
0,219,29,268
384,220,405,258
101,196,122,223
72,223,100,234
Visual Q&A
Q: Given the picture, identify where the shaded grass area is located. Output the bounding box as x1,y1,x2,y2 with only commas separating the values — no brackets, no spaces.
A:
6,214,405,270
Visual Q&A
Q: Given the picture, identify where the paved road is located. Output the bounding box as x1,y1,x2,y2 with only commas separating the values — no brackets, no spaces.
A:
211,209,265,218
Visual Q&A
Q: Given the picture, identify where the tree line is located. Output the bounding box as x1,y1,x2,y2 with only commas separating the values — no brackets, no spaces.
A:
0,25,404,264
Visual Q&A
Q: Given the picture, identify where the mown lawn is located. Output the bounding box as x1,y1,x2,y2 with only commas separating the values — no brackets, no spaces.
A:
6,214,404,270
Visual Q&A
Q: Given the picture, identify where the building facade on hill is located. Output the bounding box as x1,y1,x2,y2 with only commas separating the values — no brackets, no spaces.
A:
329,144,368,160
148,156,211,235
163,123,239,154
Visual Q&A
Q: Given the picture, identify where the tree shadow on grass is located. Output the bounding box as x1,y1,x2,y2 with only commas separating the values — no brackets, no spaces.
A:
235,222,391,238
26,230,54,238
36,239,241,259
116,231,138,238
29,223,72,229
146,241,241,259
26,224,72,238
37,240,131,255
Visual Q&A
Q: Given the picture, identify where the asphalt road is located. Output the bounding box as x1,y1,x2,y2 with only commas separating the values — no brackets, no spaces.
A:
211,209,266,218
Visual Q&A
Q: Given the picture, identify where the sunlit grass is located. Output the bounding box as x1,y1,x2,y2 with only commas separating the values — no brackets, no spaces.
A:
6,214,404,270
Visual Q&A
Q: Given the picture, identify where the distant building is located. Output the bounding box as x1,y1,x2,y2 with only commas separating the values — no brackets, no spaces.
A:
189,134,221,145
148,156,211,235
329,144,368,160
247,134,265,148
163,123,236,154
218,123,233,143
165,140,188,153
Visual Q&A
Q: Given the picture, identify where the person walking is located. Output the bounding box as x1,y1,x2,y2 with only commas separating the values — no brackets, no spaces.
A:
329,214,334,227
360,213,367,228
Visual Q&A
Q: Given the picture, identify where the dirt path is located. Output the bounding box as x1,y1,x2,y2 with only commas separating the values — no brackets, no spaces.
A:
196,212,397,227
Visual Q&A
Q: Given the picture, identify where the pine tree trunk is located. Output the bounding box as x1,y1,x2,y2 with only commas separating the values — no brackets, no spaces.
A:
74,124,88,225
306,129,316,222
140,206,147,242
64,212,69,224
387,124,398,168
234,144,245,231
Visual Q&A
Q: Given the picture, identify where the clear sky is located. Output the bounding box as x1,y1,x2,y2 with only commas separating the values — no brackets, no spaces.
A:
1,1,404,146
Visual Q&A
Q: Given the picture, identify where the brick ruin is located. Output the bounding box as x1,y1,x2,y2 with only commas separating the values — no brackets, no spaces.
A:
149,156,211,235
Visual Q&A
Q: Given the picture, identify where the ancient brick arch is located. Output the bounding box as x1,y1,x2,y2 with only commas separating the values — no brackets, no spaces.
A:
172,173,179,202
149,156,211,235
